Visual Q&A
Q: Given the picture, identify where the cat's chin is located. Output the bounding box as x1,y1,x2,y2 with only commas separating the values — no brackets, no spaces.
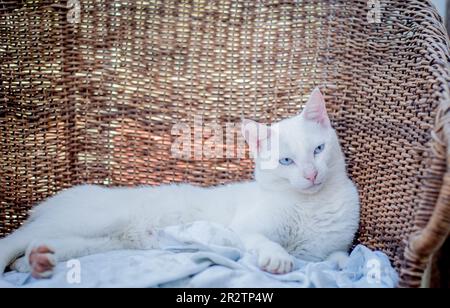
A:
296,183,324,195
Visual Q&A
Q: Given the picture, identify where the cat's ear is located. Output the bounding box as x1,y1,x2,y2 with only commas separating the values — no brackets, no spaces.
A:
302,87,330,127
241,119,271,155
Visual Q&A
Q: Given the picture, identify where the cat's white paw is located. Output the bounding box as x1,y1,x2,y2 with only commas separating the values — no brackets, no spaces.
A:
258,250,294,275
11,256,30,273
27,245,57,279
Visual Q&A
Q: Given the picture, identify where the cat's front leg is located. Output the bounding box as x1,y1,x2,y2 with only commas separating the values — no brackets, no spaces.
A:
241,233,294,275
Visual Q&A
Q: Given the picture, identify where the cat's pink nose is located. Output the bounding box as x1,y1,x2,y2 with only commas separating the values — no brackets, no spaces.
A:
304,170,318,183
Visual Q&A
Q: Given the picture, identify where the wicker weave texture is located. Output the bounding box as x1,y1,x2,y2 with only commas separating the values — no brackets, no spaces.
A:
1,0,449,287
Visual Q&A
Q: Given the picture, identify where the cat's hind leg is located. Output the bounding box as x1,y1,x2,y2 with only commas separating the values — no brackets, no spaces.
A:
28,245,56,278
10,246,56,276
25,237,127,279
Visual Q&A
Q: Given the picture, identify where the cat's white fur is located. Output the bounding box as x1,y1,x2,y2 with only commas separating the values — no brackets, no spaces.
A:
0,88,359,278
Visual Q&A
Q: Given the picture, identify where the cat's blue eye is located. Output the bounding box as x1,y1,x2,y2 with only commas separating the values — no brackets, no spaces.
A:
314,144,325,155
279,158,294,166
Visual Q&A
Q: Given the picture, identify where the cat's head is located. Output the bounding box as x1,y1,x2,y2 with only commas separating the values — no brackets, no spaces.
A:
242,88,345,194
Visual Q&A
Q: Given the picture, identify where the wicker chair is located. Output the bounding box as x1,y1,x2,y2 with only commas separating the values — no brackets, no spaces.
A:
0,0,449,288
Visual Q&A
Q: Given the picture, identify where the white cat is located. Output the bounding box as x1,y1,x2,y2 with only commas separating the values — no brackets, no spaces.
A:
0,88,359,279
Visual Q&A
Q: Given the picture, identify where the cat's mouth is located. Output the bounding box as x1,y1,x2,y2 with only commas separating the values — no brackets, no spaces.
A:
310,182,323,189
300,182,324,194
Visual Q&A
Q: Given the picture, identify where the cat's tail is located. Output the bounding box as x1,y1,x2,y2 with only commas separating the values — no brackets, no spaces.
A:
0,227,32,275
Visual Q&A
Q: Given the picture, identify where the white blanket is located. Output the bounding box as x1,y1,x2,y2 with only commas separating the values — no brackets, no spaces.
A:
0,222,398,288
